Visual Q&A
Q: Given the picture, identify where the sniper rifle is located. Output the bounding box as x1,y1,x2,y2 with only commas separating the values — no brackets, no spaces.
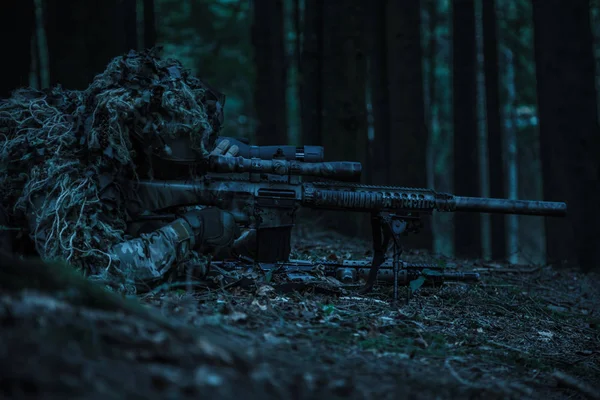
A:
127,142,567,299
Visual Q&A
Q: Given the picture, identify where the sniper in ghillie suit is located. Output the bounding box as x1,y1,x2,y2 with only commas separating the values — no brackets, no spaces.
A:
0,1,599,399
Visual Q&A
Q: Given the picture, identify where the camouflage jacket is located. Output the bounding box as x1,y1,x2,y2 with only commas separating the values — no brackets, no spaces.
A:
0,50,228,291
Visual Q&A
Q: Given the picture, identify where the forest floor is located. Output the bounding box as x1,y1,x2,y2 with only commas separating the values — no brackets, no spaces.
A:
1,228,599,400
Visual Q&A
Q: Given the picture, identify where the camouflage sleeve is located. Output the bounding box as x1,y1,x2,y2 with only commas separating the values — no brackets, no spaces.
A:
109,218,196,281
24,193,196,284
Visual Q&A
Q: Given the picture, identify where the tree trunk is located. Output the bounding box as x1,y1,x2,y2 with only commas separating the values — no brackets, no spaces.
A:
500,45,520,265
143,0,157,49
45,0,137,90
453,0,481,258
252,0,288,145
593,0,600,124
386,0,431,251
475,0,491,260
251,0,287,146
533,0,600,271
0,0,35,97
300,0,323,146
369,0,390,185
34,0,50,89
431,0,454,257
320,0,368,237
423,0,441,253
482,0,506,261
424,0,439,190
123,0,137,52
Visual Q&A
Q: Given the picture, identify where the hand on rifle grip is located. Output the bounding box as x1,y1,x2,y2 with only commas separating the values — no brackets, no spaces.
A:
181,208,239,254
210,139,239,157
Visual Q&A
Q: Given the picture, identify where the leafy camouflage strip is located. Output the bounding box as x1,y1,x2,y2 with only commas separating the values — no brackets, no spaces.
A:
0,49,222,291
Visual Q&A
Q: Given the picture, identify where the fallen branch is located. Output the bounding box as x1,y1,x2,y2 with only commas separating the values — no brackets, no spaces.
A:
339,296,388,305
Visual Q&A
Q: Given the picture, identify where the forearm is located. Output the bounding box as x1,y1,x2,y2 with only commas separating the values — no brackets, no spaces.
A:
25,193,195,283
109,218,195,281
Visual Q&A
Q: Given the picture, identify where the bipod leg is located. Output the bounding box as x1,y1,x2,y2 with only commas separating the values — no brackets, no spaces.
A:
389,219,406,303
360,212,391,294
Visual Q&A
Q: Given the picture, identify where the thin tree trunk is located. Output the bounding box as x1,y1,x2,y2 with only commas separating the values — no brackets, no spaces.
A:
123,0,138,52
143,0,157,49
432,0,454,257
593,0,600,124
294,0,301,70
0,0,35,97
423,0,442,254
321,0,368,236
369,0,390,185
452,0,481,258
293,0,302,144
252,0,288,145
475,0,492,260
29,22,40,89
533,0,600,271
482,0,506,261
501,45,519,265
284,0,301,146
300,0,323,146
425,0,439,191
34,0,49,89
385,0,431,251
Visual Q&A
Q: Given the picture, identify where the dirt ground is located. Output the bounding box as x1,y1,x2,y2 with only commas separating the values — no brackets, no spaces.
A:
1,229,599,400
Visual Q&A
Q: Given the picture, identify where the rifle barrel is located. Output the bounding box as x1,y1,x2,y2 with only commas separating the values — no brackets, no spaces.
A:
304,184,567,217
454,196,567,216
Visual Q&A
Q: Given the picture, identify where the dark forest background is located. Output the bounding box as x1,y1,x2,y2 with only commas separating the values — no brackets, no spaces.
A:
1,0,599,271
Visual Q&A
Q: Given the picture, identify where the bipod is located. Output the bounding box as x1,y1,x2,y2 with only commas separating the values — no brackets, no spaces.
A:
360,212,406,301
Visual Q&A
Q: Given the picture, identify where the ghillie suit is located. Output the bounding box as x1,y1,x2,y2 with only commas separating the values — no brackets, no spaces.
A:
0,49,230,292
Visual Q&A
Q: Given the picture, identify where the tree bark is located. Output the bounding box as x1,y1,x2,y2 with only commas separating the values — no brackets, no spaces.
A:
45,0,137,90
475,0,491,260
369,0,390,185
143,0,157,49
482,0,505,261
533,0,600,271
385,0,431,251
0,0,35,97
320,0,368,236
424,0,439,192
300,0,323,146
453,0,481,258
252,0,288,145
123,0,138,52
500,45,520,265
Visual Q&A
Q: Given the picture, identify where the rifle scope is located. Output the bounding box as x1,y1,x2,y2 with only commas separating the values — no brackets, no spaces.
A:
209,155,362,180
217,137,324,162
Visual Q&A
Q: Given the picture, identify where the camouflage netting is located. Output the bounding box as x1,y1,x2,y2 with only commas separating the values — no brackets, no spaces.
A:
0,49,224,289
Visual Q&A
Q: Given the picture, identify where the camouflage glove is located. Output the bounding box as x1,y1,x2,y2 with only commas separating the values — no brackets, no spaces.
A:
210,139,239,157
232,229,257,259
181,208,239,254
